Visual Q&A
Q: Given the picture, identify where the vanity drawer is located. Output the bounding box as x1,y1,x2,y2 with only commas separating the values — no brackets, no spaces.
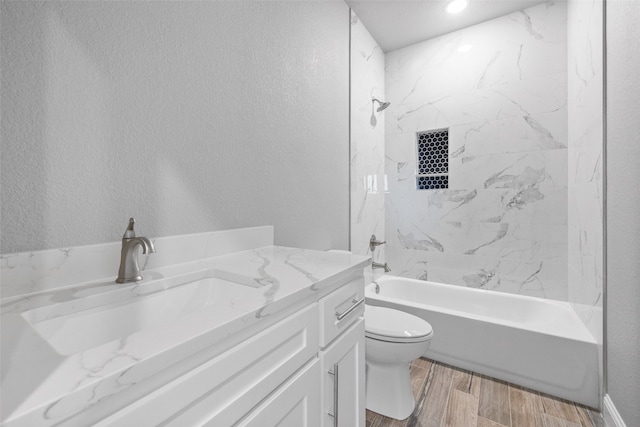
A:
96,303,319,427
319,276,365,348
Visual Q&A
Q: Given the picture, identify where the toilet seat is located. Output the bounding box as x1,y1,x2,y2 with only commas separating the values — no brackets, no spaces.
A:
365,305,433,343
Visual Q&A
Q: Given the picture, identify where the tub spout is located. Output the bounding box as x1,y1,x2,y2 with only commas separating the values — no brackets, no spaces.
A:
372,281,380,294
116,218,156,283
372,262,391,273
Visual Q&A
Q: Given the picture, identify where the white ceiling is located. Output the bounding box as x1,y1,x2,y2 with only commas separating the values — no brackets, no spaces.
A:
345,0,548,52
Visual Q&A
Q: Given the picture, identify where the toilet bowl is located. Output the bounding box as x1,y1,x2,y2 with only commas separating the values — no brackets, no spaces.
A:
365,305,433,420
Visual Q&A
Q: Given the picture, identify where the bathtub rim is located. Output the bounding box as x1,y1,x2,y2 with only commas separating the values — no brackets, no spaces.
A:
367,275,597,344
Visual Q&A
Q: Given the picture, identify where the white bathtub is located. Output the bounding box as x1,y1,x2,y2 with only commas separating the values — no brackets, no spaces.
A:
365,275,600,408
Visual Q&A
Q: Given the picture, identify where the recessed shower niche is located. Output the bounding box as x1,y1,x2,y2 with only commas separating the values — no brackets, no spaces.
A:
416,128,449,190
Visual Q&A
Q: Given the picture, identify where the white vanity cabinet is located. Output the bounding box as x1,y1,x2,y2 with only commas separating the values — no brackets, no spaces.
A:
319,276,366,427
95,304,321,426
89,273,366,427
1,228,374,427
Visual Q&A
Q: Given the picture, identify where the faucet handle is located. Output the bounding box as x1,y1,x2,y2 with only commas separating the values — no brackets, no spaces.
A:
123,217,136,239
372,261,391,273
369,234,387,252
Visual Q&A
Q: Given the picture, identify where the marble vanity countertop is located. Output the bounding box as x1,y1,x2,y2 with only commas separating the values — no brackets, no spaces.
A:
0,246,370,426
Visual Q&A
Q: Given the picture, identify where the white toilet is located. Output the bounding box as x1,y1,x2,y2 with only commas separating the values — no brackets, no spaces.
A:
364,305,434,420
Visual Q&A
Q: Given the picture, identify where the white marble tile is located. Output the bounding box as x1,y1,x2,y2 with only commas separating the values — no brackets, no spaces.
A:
568,183,603,302
499,110,568,152
350,9,386,261
499,187,568,225
386,2,568,135
496,258,568,300
1,226,274,299
385,2,567,104
387,184,567,229
449,148,567,193
457,2,567,85
360,0,599,309
385,0,571,298
449,120,500,158
388,192,493,238
387,180,567,265
387,73,567,135
384,244,568,301
451,109,568,159
566,0,604,343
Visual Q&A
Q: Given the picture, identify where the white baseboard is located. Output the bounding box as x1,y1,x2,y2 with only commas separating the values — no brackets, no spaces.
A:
603,394,627,427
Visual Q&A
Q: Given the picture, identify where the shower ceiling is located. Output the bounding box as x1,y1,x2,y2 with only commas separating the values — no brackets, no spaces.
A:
345,0,550,52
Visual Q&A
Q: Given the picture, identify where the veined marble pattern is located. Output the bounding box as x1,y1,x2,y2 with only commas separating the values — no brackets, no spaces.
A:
1,227,370,426
384,2,570,300
448,109,568,158
567,0,604,344
387,72,568,134
350,9,386,266
0,226,274,299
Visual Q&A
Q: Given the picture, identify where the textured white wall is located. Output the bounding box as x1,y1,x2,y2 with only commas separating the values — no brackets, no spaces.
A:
1,1,350,253
606,0,640,424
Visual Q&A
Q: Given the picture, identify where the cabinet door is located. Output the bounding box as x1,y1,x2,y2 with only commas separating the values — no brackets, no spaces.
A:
95,304,319,427
236,359,321,427
321,318,365,427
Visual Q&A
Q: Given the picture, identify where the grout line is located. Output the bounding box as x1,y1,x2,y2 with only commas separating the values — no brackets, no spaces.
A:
508,383,513,427
508,382,514,427
407,362,434,427
440,366,455,427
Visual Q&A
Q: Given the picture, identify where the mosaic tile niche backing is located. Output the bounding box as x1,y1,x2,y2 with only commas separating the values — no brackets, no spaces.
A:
416,128,449,190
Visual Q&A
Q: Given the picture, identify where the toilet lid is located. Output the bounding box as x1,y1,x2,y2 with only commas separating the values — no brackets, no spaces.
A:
365,305,433,343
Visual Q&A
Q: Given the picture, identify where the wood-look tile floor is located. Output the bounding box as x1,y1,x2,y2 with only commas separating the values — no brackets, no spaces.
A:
366,358,605,427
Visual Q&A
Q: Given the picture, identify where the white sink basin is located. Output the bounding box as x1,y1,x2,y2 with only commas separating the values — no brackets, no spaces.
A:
22,271,266,355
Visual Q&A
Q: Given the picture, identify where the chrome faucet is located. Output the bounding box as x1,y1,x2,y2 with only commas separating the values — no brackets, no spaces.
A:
116,218,156,283
369,234,386,252
372,262,391,273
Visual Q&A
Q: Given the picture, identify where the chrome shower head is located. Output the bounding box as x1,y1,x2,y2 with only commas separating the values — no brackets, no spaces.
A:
372,98,391,112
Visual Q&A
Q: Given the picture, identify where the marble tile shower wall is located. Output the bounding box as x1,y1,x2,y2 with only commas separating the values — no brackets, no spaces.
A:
384,3,569,300
567,0,603,341
0,227,274,298
350,9,386,269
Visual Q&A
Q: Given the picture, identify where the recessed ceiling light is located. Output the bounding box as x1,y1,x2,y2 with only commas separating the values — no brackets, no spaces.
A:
446,0,469,14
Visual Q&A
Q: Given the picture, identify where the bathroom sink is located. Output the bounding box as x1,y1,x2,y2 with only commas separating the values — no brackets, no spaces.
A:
22,270,266,355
